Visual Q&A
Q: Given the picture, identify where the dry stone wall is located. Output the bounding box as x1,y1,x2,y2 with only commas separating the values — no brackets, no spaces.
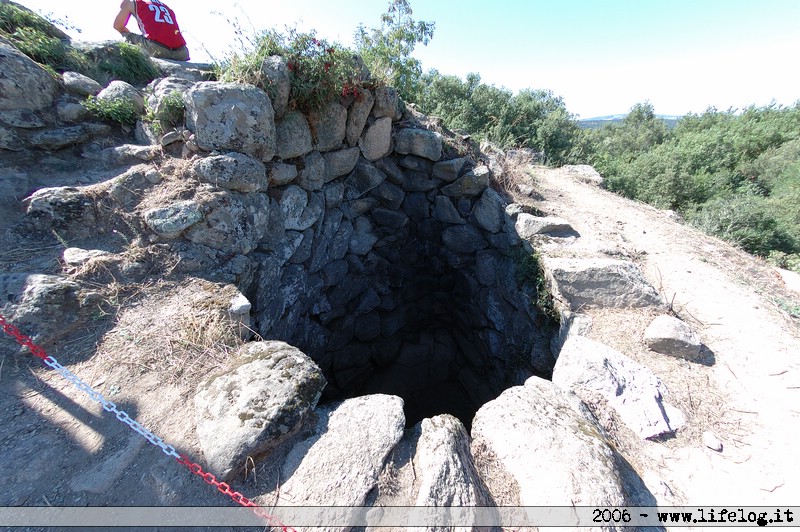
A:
1,40,556,428
174,78,554,426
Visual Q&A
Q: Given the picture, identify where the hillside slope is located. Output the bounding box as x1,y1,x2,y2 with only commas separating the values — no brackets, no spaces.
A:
527,164,800,506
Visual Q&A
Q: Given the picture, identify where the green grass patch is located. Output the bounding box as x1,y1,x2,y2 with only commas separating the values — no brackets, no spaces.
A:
1,2,158,86
218,28,365,114
84,95,140,126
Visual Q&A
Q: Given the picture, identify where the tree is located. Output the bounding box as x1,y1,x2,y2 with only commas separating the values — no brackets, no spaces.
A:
354,0,435,103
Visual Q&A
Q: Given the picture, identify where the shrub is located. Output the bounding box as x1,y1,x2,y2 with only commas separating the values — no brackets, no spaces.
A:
219,28,363,114
686,194,795,257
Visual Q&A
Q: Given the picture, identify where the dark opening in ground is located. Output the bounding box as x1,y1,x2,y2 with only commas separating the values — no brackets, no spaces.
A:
255,203,558,430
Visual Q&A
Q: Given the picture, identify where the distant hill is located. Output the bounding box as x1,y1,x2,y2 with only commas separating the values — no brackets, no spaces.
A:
578,114,681,130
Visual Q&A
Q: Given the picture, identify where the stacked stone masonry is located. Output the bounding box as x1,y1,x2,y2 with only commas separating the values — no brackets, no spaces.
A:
166,77,551,426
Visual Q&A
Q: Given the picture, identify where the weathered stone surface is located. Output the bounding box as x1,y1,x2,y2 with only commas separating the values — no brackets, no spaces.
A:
350,216,378,255
324,147,360,182
542,258,663,310
644,315,703,359
358,117,392,161
25,186,96,236
276,394,405,505
146,76,193,118
372,86,401,120
374,414,491,509
433,157,468,182
441,166,490,197
515,213,574,238
97,80,145,114
28,124,111,150
0,126,23,150
553,336,685,439
296,151,326,191
0,108,44,128
275,110,313,159
442,225,488,253
309,101,347,152
399,155,433,173
55,98,89,123
470,188,505,233
194,341,326,481
394,128,443,161
0,273,96,348
185,82,276,161
346,89,374,146
62,71,102,96
0,39,59,111
278,185,323,231
323,182,344,208
268,162,297,186
372,207,408,229
184,190,270,254
402,172,440,192
260,55,291,117
374,157,405,185
472,377,626,507
433,195,465,225
344,162,387,200
191,152,268,192
144,201,203,238
370,181,405,210
562,164,604,185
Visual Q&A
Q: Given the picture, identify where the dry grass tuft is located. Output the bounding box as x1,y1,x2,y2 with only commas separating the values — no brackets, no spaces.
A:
95,278,247,386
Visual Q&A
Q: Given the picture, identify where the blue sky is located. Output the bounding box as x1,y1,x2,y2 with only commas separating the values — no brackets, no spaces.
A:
24,0,800,118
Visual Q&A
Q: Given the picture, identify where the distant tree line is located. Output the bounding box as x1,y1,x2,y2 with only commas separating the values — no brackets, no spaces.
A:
355,1,799,270
577,102,800,270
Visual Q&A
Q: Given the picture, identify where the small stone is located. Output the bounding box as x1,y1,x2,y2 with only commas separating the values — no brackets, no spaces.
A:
644,315,703,360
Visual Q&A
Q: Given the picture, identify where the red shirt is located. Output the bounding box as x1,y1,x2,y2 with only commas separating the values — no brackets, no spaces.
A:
133,0,186,49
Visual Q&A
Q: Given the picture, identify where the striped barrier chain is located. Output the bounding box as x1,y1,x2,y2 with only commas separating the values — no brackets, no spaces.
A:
0,314,294,532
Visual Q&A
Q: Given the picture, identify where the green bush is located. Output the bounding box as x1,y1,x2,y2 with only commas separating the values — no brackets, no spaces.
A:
219,28,363,114
144,90,185,133
686,194,795,257
1,3,158,86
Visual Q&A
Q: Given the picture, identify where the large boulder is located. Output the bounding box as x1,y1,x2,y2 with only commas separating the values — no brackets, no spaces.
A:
0,273,100,351
274,394,405,505
24,186,96,237
193,341,326,481
276,111,313,160
515,213,575,239
441,166,490,197
542,257,663,310
643,315,703,360
346,89,374,146
0,38,59,111
191,152,269,192
552,336,685,439
394,128,443,161
471,377,627,507
309,101,347,152
358,117,392,161
260,55,291,117
183,188,271,254
97,80,146,115
62,71,102,96
185,82,276,161
373,414,492,508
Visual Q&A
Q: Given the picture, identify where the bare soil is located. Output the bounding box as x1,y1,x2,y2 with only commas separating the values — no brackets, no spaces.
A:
526,165,800,507
1,155,798,530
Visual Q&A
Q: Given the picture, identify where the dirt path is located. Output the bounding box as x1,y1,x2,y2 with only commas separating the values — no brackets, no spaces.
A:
529,165,800,507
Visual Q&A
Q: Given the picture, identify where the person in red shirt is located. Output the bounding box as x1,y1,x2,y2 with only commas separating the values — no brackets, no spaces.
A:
113,0,190,61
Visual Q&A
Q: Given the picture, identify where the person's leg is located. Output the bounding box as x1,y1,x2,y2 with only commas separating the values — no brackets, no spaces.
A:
122,33,189,62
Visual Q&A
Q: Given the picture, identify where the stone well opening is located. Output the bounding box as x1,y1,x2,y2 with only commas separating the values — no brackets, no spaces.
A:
251,162,558,430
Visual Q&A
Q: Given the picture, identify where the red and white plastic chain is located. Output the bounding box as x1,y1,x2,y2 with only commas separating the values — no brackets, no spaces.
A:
0,314,295,532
